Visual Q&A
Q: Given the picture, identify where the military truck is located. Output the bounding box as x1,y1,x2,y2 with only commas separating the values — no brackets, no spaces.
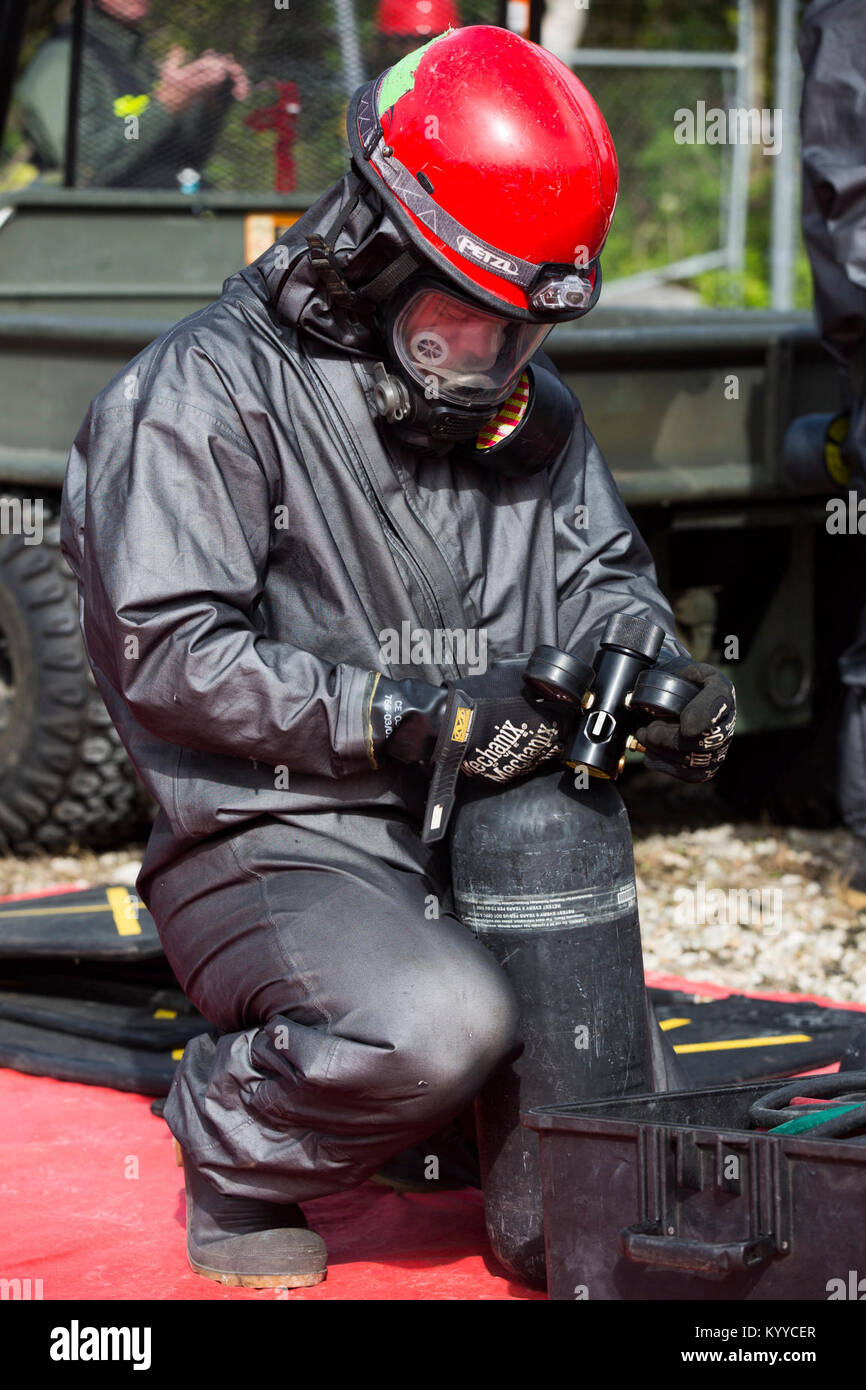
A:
0,0,853,852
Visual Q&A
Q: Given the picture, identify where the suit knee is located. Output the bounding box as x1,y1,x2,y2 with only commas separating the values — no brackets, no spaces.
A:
247,954,520,1130
375,958,521,1118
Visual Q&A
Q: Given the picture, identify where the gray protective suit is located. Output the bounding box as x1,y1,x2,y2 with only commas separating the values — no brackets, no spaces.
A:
60,174,689,1202
800,0,866,838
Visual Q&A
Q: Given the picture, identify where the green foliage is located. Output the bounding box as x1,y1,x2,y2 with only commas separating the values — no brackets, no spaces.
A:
595,69,729,279
694,234,814,309
588,0,734,51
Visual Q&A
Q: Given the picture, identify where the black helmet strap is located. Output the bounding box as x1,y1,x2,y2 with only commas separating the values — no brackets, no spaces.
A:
358,248,419,305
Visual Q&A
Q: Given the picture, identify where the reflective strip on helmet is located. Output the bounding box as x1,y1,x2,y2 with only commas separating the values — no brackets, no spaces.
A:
377,33,449,111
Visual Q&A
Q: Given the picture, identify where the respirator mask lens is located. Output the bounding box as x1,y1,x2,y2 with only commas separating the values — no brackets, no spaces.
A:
391,286,552,407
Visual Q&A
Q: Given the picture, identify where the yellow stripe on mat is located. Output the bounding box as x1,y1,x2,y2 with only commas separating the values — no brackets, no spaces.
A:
106,886,142,936
673,1033,812,1054
0,887,144,928
0,903,123,917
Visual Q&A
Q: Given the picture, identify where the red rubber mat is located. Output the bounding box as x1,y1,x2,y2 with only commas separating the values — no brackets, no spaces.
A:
0,1068,543,1301
645,970,866,1015
3,966,864,1301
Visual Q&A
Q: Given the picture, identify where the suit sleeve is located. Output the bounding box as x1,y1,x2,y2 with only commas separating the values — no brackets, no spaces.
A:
60,394,372,778
550,399,691,670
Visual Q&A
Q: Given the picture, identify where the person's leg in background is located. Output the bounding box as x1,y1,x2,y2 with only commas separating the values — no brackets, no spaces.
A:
799,2,866,896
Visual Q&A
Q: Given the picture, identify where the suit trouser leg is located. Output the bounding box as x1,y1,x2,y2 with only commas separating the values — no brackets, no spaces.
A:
142,827,520,1204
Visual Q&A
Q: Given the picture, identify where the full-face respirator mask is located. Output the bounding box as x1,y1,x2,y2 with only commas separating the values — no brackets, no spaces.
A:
370,276,581,470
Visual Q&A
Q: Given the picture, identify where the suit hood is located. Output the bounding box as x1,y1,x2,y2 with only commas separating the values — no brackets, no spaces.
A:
229,173,417,359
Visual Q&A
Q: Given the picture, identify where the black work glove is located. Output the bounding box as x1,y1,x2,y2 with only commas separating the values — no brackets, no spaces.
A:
365,674,447,769
448,662,568,783
634,662,736,783
365,663,569,784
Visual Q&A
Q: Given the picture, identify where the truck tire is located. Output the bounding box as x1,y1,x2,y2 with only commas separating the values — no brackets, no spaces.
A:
0,500,151,853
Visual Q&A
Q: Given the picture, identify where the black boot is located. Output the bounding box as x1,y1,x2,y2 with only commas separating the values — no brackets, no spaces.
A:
176,1141,327,1288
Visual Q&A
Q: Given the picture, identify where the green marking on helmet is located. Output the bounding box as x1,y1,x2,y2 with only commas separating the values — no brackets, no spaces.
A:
377,31,451,115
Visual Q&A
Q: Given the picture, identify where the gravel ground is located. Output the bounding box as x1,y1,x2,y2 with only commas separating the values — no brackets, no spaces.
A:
623,773,866,1003
0,786,864,1004
0,848,147,899
634,820,865,1002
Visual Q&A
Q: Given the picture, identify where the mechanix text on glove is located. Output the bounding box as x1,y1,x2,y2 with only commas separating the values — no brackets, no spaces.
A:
460,712,564,782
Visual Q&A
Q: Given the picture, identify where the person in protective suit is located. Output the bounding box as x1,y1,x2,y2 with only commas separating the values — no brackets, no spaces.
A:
797,0,866,899
60,26,736,1288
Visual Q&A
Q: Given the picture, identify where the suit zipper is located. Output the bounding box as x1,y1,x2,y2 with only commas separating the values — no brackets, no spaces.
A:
302,354,460,680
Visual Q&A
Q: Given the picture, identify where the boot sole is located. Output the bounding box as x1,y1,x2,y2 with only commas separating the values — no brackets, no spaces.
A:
187,1256,326,1289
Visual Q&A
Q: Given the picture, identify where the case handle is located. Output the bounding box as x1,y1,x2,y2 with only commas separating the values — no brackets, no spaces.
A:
619,1222,776,1275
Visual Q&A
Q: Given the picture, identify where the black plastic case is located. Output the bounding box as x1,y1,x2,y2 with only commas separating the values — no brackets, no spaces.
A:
525,1081,866,1300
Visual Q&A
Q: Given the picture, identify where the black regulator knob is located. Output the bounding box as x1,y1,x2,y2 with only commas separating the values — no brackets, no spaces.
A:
524,645,594,708
629,668,699,720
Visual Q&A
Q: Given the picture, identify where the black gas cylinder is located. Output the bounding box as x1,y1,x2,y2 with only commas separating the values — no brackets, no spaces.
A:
449,765,655,1288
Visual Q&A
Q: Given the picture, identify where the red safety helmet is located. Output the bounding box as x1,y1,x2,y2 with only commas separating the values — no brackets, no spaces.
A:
348,25,618,320
376,0,460,38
